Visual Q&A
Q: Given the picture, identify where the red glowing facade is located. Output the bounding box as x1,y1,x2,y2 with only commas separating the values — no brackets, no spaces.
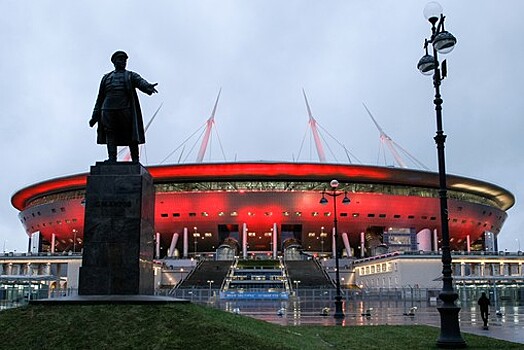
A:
11,162,514,256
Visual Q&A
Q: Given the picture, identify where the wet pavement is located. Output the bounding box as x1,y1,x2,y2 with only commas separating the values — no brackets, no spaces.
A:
216,299,524,344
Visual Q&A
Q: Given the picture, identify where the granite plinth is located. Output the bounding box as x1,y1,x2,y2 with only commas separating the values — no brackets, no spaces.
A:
79,162,155,295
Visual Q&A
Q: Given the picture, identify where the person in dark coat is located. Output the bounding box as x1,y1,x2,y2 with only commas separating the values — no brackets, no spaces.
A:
89,51,158,163
478,292,491,328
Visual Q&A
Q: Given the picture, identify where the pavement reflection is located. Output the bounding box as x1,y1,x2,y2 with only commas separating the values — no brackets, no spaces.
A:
217,299,524,344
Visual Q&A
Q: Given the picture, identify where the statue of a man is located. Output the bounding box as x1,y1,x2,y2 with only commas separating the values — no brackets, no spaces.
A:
89,51,158,163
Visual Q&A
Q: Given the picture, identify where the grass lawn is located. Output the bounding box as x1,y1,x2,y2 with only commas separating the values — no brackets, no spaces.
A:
0,303,520,350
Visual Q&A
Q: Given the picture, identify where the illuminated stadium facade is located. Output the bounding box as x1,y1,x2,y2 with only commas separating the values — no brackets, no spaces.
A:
11,162,514,257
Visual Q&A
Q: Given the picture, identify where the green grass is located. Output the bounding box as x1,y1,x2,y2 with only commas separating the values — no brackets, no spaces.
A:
0,303,520,350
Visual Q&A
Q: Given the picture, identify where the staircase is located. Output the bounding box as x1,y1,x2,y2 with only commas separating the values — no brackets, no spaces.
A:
178,260,233,288
285,260,334,288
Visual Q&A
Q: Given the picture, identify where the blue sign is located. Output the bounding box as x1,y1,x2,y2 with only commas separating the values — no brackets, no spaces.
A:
220,291,289,300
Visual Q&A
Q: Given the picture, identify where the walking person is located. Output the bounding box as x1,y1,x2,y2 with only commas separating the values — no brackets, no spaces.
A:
478,292,491,329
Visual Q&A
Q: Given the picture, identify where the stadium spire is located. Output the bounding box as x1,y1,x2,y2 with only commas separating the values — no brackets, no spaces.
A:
363,103,428,170
302,89,327,162
196,89,221,163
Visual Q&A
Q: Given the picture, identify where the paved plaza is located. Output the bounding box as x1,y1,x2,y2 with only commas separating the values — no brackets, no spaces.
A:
217,299,524,344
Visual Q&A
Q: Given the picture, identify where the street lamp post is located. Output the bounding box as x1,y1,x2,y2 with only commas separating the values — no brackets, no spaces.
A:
320,227,325,254
294,280,301,296
207,280,214,298
72,229,77,253
320,179,350,320
193,227,199,256
179,268,184,285
417,2,465,348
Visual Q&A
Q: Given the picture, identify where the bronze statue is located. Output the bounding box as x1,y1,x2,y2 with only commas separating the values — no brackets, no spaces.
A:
89,51,158,163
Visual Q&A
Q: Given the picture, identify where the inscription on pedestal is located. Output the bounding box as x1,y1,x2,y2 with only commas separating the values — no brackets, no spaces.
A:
79,162,155,295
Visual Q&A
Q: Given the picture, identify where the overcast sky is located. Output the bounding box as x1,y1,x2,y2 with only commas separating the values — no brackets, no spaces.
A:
1,0,522,252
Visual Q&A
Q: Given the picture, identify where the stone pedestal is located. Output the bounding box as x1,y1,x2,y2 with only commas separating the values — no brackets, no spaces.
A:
79,162,155,295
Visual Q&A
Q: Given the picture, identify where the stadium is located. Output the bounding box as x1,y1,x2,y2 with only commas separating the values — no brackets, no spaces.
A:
10,161,514,258
9,94,515,259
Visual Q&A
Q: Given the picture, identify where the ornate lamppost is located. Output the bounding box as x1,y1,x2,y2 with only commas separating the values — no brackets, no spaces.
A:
417,2,465,347
320,179,350,320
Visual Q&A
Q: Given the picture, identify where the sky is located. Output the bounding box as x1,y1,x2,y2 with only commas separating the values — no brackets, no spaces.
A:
1,0,523,252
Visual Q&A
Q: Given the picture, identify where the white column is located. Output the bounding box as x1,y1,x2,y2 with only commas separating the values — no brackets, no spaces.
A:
360,232,365,258
466,235,471,252
331,227,336,257
272,223,278,259
416,229,432,251
183,227,188,258
433,229,439,252
51,233,56,254
242,223,248,259
169,233,179,258
342,232,351,257
155,232,161,259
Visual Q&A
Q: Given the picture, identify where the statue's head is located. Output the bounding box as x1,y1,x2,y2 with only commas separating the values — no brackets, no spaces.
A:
111,51,128,70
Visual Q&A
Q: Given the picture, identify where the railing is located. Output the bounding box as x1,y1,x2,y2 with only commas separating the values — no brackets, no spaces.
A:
353,250,524,265
167,259,203,295
0,252,83,258
313,258,337,288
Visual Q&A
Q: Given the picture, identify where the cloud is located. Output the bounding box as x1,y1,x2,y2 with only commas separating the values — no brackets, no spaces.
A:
1,0,523,251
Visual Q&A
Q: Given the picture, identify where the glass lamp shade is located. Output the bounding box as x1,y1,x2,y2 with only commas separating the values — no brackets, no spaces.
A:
433,31,457,54
330,179,340,188
423,1,443,23
417,54,436,75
